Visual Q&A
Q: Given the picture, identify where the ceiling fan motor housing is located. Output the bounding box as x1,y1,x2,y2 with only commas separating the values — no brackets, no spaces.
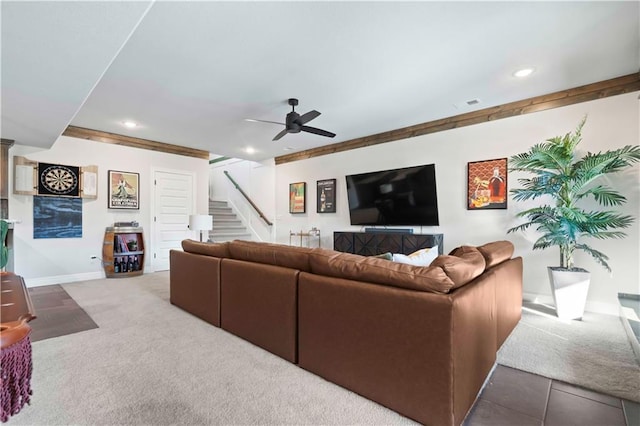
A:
286,111,301,132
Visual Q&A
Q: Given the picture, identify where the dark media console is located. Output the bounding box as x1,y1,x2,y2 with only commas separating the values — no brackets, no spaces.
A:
364,227,413,234
334,231,443,256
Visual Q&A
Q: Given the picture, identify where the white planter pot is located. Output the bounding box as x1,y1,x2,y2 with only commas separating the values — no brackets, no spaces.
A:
547,267,591,320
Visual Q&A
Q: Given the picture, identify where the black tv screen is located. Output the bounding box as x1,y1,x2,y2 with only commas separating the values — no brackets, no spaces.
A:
345,164,439,226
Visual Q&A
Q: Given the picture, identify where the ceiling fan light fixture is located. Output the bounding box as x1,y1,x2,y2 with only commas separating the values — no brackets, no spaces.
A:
513,67,535,78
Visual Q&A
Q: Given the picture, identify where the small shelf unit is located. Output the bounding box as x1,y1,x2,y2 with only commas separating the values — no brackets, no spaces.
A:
102,226,145,278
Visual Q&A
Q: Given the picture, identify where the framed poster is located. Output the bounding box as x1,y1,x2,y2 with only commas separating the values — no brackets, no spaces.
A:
289,182,306,214
467,158,508,210
317,179,336,213
108,170,139,210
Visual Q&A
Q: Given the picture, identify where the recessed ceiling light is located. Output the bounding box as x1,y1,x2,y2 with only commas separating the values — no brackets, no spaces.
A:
122,120,138,128
283,147,293,151
513,68,535,78
245,147,256,154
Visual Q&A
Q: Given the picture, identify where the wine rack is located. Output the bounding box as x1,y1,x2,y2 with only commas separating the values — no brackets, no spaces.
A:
102,226,144,278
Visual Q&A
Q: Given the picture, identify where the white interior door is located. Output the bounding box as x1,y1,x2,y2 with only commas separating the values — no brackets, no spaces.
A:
152,170,194,271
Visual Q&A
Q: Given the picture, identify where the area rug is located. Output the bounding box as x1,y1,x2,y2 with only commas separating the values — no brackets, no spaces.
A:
497,303,640,402
27,285,98,342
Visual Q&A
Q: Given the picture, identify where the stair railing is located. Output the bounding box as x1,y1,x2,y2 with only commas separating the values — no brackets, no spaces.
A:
223,171,273,226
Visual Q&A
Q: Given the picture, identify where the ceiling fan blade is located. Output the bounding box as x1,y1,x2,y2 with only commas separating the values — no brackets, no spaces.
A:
272,128,289,141
300,126,336,138
245,118,285,125
297,110,321,125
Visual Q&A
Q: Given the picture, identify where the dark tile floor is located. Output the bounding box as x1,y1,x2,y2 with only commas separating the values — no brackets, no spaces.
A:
27,284,98,342
28,284,639,425
464,365,639,426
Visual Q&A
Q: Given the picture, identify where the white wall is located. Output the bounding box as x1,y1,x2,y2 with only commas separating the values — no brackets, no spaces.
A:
209,158,275,242
8,135,209,286
273,92,639,314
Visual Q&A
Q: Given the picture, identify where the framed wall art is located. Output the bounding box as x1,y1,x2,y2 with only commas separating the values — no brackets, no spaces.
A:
108,170,139,210
467,158,507,210
34,196,82,239
289,182,306,214
317,179,336,213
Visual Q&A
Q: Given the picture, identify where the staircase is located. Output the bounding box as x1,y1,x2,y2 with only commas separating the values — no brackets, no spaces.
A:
209,200,252,242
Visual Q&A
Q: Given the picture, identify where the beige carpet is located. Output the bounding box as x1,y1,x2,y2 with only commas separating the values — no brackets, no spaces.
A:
497,302,640,402
12,272,416,425
12,273,639,424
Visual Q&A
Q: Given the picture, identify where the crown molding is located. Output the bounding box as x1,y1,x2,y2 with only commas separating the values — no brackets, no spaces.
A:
62,126,210,160
275,73,640,165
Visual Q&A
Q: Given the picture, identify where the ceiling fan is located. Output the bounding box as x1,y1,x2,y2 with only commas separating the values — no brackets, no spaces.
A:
248,98,336,141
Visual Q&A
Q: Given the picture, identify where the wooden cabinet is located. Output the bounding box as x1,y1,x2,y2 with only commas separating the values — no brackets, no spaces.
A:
102,226,144,278
333,231,443,256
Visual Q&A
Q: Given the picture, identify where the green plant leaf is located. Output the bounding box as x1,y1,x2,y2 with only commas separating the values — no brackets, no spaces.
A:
575,243,611,272
507,117,638,272
576,185,626,206
0,220,8,270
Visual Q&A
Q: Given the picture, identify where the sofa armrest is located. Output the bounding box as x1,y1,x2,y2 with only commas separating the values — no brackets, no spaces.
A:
170,250,221,327
450,270,498,425
492,257,523,349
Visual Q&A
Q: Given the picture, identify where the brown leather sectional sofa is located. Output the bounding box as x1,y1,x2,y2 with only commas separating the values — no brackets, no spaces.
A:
170,239,522,425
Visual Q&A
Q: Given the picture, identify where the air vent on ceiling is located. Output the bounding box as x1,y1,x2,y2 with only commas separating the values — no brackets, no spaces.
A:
453,98,482,110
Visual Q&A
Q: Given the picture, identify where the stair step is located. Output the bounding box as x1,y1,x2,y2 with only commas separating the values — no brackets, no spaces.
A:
211,232,252,240
211,212,237,218
213,218,241,224
207,200,253,242
210,207,233,214
213,226,247,232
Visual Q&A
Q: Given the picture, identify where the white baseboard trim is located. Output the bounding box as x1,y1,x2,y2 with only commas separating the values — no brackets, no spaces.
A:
523,291,620,316
25,271,105,288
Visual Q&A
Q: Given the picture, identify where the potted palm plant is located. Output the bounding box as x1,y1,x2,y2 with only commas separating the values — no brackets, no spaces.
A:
508,118,640,320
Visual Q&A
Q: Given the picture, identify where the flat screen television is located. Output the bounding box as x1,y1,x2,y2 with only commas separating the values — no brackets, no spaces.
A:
345,164,439,226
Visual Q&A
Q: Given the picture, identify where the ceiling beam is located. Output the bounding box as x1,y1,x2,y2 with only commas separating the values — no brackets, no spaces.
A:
62,126,210,160
275,73,640,165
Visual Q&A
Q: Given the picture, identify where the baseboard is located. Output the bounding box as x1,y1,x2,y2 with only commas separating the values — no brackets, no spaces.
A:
523,292,620,316
24,271,105,288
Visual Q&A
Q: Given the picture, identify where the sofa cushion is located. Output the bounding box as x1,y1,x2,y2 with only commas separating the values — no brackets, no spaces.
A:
392,246,439,266
477,240,515,268
228,240,312,272
431,246,486,289
309,248,455,294
182,239,230,258
372,252,393,260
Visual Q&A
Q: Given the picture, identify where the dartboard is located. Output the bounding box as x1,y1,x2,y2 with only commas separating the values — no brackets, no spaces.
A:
38,163,79,196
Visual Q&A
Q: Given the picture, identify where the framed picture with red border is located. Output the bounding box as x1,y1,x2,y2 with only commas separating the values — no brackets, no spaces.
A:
467,158,507,210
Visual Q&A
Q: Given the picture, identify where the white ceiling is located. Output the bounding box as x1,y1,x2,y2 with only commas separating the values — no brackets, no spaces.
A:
2,1,638,162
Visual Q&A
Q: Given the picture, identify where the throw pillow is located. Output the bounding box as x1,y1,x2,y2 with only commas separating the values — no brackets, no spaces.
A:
372,252,393,261
392,246,439,266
